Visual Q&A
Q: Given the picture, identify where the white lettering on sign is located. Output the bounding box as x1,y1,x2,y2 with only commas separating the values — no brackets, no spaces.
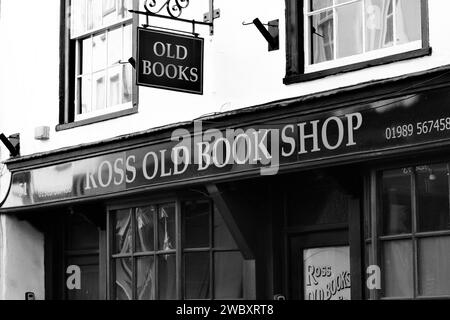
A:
141,41,197,82
304,247,351,300
83,112,363,191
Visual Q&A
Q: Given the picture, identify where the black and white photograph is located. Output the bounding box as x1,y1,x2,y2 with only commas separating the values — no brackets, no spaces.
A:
0,0,447,312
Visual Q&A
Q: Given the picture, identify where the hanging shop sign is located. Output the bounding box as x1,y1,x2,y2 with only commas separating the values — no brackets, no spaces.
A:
137,28,204,94
5,85,450,209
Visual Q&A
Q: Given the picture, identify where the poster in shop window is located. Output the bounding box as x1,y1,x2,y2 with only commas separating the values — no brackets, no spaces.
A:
303,246,351,300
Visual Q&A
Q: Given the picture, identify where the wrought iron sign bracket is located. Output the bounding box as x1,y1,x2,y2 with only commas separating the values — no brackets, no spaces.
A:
243,18,280,52
129,0,220,36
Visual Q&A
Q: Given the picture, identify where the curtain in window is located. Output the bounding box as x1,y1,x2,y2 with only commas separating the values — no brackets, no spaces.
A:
366,0,393,51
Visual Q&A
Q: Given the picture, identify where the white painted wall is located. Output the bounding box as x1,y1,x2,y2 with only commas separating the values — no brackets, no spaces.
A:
0,0,449,158
0,215,45,300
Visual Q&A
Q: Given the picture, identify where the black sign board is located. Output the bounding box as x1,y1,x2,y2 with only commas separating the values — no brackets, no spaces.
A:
137,28,204,94
6,85,450,209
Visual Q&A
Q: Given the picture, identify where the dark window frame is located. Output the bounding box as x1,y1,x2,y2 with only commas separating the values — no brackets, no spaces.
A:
57,0,139,132
284,0,431,85
367,161,450,300
106,197,245,300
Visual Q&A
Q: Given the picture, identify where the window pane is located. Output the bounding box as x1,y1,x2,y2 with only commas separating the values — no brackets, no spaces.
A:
120,0,133,19
107,65,122,107
214,208,238,249
81,37,92,75
93,71,106,110
80,76,92,115
383,240,413,298
108,27,122,66
365,0,394,51
122,64,133,104
381,168,412,236
114,209,132,254
336,2,363,58
310,0,333,11
183,201,210,249
71,0,131,38
92,33,107,72
66,214,99,251
158,204,176,251
87,0,103,32
137,256,155,300
310,10,334,64
102,0,119,26
185,253,210,300
417,164,450,233
158,255,177,300
214,252,244,299
419,237,450,297
136,206,156,253
123,24,132,60
114,258,133,300
395,0,421,45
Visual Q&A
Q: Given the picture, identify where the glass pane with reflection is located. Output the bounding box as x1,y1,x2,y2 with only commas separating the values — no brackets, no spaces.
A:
310,0,333,11
114,209,132,254
417,164,450,232
214,208,238,249
136,206,156,253
137,256,155,300
365,0,394,51
214,252,244,299
310,10,334,64
184,201,210,249
114,258,133,300
336,2,363,58
381,168,412,236
158,204,176,251
158,255,177,300
185,253,210,300
419,237,450,297
383,240,413,298
395,0,421,45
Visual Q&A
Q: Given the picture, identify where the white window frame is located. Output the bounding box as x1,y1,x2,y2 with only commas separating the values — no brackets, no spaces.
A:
304,0,423,74
71,1,135,122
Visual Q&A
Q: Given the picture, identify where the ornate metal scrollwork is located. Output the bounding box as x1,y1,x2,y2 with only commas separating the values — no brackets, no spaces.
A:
144,0,190,18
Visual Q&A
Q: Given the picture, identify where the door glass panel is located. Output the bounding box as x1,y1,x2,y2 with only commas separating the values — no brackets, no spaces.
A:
214,252,244,299
185,253,210,300
66,256,99,300
183,201,210,249
303,246,351,300
214,208,238,249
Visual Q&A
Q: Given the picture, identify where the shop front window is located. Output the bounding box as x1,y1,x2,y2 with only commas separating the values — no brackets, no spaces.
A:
368,163,450,299
109,200,244,300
